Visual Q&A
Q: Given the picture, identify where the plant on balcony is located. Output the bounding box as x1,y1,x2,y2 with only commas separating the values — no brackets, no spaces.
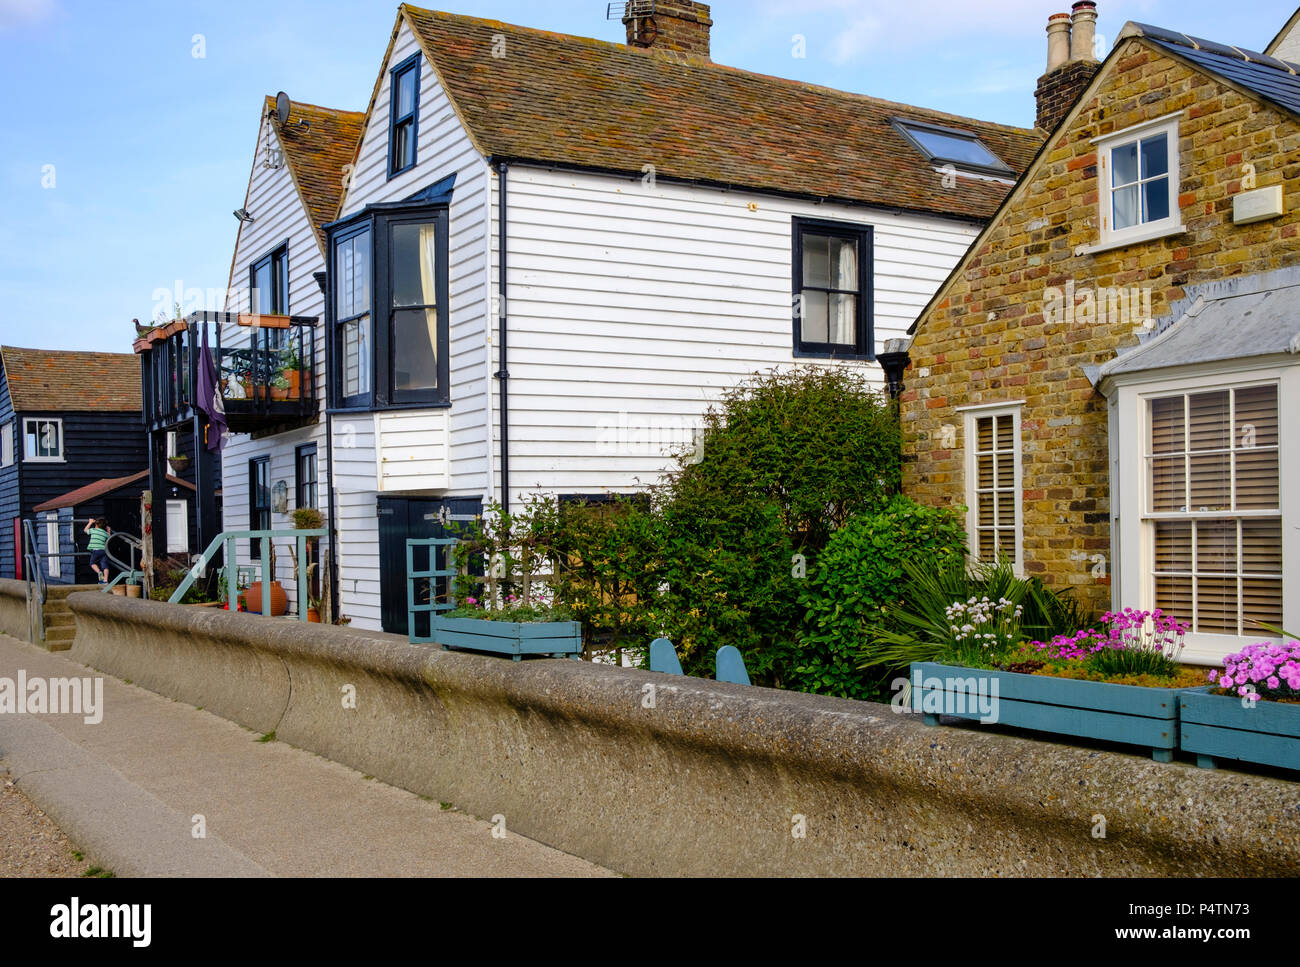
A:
277,343,306,399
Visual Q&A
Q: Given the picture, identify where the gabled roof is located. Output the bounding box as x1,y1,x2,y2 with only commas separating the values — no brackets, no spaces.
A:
1129,23,1300,117
32,469,195,513
395,5,1042,222
1,346,141,413
264,97,366,251
1265,7,1300,58
906,21,1300,339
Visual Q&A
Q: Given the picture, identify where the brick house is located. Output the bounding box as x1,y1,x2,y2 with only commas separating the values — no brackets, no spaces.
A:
896,16,1300,665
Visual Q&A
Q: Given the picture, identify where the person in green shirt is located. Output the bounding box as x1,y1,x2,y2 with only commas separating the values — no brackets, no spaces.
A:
84,518,111,584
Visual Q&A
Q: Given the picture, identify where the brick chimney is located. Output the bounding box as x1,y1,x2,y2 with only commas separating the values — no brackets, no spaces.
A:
623,1,712,60
1034,2,1102,132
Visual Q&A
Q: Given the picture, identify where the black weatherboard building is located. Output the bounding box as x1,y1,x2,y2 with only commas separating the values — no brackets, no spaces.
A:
0,346,149,584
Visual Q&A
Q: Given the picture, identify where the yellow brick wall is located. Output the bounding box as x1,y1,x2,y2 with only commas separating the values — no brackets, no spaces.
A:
901,38,1300,615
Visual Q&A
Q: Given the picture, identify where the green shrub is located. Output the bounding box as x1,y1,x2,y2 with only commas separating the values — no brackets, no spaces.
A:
795,496,966,698
651,366,901,683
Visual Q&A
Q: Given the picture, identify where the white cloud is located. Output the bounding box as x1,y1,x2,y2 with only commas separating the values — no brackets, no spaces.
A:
0,0,59,31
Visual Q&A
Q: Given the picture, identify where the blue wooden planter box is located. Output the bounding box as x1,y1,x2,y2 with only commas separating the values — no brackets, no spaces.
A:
910,661,1195,762
1179,687,1300,772
431,616,582,661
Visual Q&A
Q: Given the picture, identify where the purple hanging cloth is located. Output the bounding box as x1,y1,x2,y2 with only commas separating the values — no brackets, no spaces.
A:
196,324,228,453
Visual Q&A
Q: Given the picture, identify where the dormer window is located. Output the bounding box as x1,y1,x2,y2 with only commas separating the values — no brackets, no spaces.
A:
388,53,421,178
1092,113,1182,248
894,119,1011,177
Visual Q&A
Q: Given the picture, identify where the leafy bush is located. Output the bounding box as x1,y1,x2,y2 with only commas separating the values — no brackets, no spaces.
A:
795,496,966,698
650,366,902,683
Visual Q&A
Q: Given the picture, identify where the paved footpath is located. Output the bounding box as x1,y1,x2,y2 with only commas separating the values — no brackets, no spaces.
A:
0,633,613,877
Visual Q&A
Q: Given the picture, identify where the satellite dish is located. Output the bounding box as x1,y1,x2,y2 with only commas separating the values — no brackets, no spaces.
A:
275,91,291,125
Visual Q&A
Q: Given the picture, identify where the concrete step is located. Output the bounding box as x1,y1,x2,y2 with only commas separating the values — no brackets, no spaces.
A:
45,584,99,600
44,612,77,630
42,626,76,652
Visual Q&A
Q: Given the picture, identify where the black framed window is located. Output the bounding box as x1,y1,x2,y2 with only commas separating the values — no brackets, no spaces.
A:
792,218,873,359
250,243,288,349
334,225,372,407
249,457,270,531
384,212,447,404
328,203,449,410
388,53,420,178
295,444,318,510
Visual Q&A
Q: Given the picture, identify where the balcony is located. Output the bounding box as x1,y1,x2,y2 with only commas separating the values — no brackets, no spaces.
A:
135,311,318,434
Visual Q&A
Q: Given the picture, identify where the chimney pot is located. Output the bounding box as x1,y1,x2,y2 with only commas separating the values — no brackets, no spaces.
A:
1070,1,1099,63
1045,12,1071,73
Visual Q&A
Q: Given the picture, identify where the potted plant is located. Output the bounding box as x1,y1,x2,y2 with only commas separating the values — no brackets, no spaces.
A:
167,453,190,475
879,560,1205,762
291,507,324,531
279,344,305,399
432,595,582,660
243,546,288,616
1180,624,1300,772
268,371,291,401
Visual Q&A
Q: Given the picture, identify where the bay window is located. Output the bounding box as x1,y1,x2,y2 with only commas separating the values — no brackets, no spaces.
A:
1147,384,1282,636
327,202,448,410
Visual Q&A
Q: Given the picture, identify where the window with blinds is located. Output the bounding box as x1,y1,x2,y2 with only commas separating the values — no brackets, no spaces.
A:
1147,384,1282,635
967,409,1020,566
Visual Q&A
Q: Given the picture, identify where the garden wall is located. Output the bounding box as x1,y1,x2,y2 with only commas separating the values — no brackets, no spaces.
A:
68,591,1300,876
0,579,29,641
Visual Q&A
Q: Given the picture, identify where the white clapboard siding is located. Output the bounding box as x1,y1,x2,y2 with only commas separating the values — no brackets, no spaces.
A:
219,113,331,608
325,20,492,627
493,165,981,506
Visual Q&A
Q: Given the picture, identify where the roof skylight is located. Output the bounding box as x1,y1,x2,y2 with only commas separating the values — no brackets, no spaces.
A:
894,119,1012,175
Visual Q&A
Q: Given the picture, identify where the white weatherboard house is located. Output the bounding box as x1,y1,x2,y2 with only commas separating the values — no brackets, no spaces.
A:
219,2,1042,633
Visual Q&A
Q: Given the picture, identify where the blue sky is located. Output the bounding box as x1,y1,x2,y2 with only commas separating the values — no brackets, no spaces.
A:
1,0,1294,353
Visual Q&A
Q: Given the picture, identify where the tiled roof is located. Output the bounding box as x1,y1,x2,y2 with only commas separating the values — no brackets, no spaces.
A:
32,469,195,513
399,6,1043,221
1127,23,1300,118
266,97,366,248
1,346,141,412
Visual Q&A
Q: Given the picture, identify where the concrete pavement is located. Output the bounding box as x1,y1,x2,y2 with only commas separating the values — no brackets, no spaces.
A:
0,633,613,877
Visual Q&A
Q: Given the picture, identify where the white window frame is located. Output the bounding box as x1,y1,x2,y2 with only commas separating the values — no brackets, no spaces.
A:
23,417,64,462
1109,361,1299,666
46,512,60,579
0,422,12,467
1091,113,1182,250
960,401,1025,577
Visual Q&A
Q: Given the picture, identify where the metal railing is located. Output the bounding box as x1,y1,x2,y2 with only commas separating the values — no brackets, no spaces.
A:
21,518,46,643
102,531,145,591
171,527,327,620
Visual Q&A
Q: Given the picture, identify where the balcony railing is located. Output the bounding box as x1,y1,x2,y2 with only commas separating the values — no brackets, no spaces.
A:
135,311,318,433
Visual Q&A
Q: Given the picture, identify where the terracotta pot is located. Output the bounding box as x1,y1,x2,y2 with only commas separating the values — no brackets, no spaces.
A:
270,385,290,401
244,581,287,616
283,368,301,398
125,584,142,598
307,607,321,623
111,586,127,597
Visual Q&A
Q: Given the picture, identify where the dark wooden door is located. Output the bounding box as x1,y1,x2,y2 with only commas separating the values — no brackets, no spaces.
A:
377,495,481,635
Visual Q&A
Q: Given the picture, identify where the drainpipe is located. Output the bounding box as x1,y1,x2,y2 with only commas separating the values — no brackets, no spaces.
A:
316,269,340,622
495,161,511,513
878,337,912,400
